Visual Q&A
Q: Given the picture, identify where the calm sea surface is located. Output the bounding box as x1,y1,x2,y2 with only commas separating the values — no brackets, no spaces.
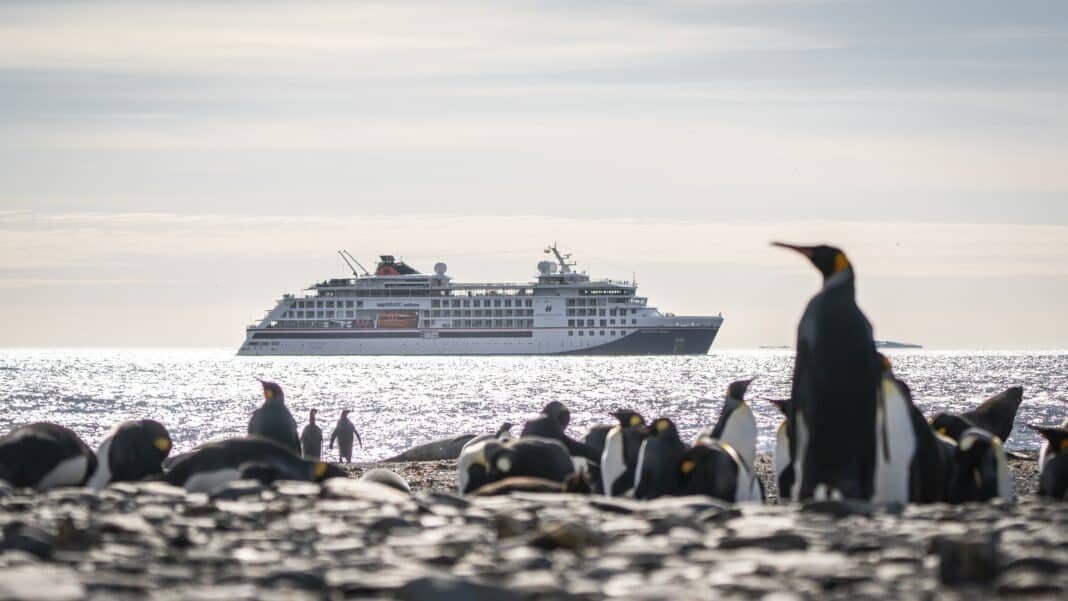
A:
0,349,1065,459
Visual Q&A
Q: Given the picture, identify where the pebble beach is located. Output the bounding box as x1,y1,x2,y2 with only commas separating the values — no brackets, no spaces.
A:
2,451,1064,601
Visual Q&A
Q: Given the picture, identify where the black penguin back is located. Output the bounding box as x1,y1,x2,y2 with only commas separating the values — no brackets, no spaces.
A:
249,401,300,454
0,423,96,489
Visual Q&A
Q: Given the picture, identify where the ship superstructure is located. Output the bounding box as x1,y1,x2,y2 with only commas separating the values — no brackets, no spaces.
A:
238,245,723,356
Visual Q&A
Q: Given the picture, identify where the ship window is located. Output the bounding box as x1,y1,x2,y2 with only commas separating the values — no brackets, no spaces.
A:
346,301,353,308
631,319,637,324
431,300,440,308
462,300,470,307
600,319,606,326
599,309,605,316
356,301,363,308
610,331,616,336
567,299,575,306
567,319,574,327
569,331,574,336
600,331,605,336
494,300,501,307
631,309,636,314
586,320,594,327
525,300,532,307
610,319,615,325
473,300,480,307
316,301,323,308
451,300,459,307
578,331,584,336
346,311,354,318
317,311,324,318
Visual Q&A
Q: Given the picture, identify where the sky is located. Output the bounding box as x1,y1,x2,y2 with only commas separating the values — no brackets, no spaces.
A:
1,0,1066,349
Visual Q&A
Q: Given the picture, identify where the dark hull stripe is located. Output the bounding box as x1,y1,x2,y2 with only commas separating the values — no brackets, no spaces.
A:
559,327,720,356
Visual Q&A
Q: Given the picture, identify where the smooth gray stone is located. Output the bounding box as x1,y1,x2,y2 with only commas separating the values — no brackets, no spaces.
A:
930,535,999,586
0,522,53,560
0,565,86,601
359,468,411,494
381,435,476,462
396,576,524,601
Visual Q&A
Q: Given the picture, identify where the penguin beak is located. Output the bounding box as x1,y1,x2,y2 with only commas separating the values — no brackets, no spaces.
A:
771,242,814,259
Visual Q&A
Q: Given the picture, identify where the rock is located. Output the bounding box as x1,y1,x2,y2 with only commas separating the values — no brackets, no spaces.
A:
358,468,411,494
396,576,524,601
719,533,809,551
529,521,601,551
382,435,476,462
320,478,412,503
0,522,53,559
801,500,874,518
930,535,999,586
0,565,85,601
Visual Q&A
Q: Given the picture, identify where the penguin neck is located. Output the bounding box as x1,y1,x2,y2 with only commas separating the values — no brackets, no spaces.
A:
822,265,855,292
264,397,286,408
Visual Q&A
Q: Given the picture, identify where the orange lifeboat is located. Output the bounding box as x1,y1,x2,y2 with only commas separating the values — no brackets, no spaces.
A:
377,311,418,329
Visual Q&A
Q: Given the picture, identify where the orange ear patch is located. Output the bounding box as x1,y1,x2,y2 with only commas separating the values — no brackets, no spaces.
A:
834,253,850,273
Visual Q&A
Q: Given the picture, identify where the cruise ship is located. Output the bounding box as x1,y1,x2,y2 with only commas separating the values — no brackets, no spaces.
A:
238,245,724,356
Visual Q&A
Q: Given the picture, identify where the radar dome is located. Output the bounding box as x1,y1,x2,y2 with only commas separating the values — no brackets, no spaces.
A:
549,263,559,273
537,260,553,275
434,262,447,275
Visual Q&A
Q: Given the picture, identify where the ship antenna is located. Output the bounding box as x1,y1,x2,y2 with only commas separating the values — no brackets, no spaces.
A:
544,242,575,274
339,250,370,276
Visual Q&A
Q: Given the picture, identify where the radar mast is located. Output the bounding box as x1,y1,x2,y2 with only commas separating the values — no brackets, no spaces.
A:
544,242,575,274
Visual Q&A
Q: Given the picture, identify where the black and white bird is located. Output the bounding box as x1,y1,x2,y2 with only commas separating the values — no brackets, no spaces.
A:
1030,421,1068,500
600,410,647,497
89,419,172,490
0,423,96,491
457,436,575,495
520,401,601,469
679,438,764,503
948,427,1014,503
164,437,344,493
633,417,688,499
766,399,794,501
694,379,758,469
774,242,881,502
248,380,300,453
300,408,323,460
329,409,362,463
930,387,1024,443
871,358,918,506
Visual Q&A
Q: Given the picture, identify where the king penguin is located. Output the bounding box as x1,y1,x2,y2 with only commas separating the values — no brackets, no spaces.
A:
767,399,794,502
88,419,172,491
520,401,601,467
0,423,97,491
1030,421,1068,500
248,380,300,454
600,410,647,497
633,417,688,499
694,378,758,470
300,408,323,460
871,356,918,506
949,427,1013,503
164,437,344,494
679,438,765,503
773,242,881,502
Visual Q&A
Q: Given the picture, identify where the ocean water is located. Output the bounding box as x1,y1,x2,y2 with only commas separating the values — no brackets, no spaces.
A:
0,349,1065,459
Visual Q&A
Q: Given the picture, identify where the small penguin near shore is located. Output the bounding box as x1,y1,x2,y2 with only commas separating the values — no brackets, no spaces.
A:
633,417,688,499
88,419,172,491
695,378,758,469
329,409,362,463
164,437,344,493
600,410,647,497
301,408,323,460
930,387,1025,443
0,423,97,491
1030,421,1068,500
767,399,794,502
248,380,300,454
774,242,880,502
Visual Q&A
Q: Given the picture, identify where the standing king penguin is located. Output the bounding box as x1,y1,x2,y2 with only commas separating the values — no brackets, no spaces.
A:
301,408,323,460
248,380,300,454
694,378,758,470
329,409,362,463
600,410,647,497
767,399,794,502
633,417,688,499
0,423,96,491
871,356,918,506
774,243,881,501
89,419,172,491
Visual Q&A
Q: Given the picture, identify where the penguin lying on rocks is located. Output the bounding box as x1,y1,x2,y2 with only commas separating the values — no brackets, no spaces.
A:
679,439,764,502
164,437,344,493
633,417,688,499
1030,421,1068,499
521,401,601,468
600,410,647,497
930,387,1024,443
471,472,592,496
0,423,96,491
89,419,172,491
457,436,575,496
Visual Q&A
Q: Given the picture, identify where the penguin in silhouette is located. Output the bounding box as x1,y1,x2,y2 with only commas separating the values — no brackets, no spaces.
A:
300,408,323,460
165,437,344,493
329,409,362,463
678,439,764,503
633,417,688,499
1030,421,1068,500
767,399,794,502
89,419,172,490
930,387,1024,443
248,380,300,454
948,428,1013,503
600,410,647,497
457,436,574,495
0,423,96,491
521,401,601,466
694,378,758,470
773,242,881,501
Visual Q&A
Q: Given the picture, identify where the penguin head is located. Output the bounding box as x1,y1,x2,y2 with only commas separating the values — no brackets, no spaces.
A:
766,398,792,417
309,408,318,421
726,378,755,402
495,422,514,438
312,461,346,482
648,417,680,441
1029,424,1068,456
610,410,645,429
108,419,173,483
258,380,285,405
239,461,282,485
341,409,351,418
541,401,571,428
772,242,851,280
930,413,973,441
950,428,1006,502
678,444,736,498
